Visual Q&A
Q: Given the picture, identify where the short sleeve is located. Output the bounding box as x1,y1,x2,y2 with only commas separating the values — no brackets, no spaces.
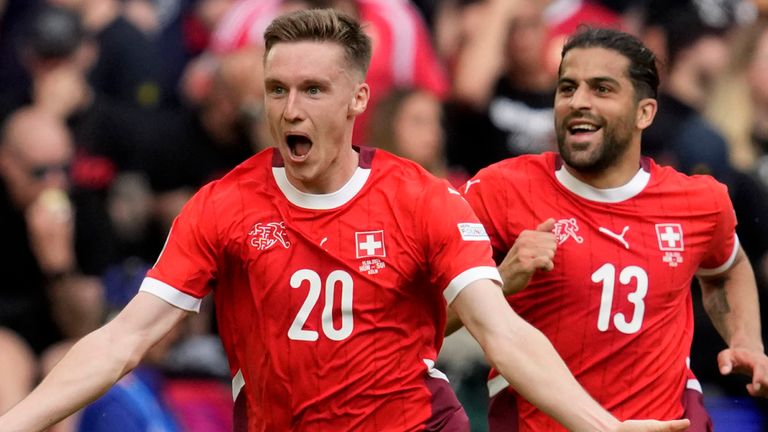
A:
696,180,739,276
417,179,501,304
140,183,220,311
461,166,512,264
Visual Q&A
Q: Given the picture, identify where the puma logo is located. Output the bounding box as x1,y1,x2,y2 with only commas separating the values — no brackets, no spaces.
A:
599,226,630,250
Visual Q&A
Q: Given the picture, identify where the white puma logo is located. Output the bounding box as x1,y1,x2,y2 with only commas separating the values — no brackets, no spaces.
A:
599,226,630,250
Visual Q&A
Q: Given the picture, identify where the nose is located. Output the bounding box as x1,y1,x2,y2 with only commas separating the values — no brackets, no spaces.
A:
568,86,591,110
282,90,304,123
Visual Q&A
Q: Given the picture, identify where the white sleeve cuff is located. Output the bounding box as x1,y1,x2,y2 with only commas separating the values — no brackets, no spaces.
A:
139,277,203,312
696,234,740,277
443,266,502,305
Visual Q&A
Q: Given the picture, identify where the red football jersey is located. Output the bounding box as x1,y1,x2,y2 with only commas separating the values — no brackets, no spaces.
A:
463,152,737,431
141,147,500,431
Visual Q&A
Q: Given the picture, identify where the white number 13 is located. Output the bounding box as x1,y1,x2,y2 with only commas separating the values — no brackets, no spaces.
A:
592,263,648,334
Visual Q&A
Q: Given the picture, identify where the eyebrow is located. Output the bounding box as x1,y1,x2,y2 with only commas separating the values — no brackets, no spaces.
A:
558,76,622,87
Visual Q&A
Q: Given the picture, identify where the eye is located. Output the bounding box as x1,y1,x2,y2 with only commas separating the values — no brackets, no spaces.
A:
557,84,575,95
307,86,321,96
597,86,610,94
269,85,286,96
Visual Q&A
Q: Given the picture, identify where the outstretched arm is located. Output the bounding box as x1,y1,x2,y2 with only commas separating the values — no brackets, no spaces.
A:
698,247,768,397
451,280,690,432
0,292,190,431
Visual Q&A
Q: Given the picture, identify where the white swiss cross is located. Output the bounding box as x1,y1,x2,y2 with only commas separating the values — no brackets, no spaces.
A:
356,230,386,258
655,223,684,251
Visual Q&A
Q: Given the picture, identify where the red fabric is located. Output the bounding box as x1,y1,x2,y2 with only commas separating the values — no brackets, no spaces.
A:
464,152,736,431
146,147,498,430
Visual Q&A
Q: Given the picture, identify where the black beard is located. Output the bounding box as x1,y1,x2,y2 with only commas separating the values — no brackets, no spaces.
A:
556,119,632,174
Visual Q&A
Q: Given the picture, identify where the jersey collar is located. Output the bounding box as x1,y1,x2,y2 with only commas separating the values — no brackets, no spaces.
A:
554,156,651,203
271,147,373,210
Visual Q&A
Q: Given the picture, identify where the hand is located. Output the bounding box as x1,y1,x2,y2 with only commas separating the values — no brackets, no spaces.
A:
718,347,768,397
27,188,76,275
615,419,690,432
33,65,90,118
498,218,556,295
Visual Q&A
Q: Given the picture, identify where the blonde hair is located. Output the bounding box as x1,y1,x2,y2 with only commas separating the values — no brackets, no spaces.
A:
264,9,372,76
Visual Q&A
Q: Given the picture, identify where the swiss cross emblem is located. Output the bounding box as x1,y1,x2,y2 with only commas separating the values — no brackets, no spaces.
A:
355,230,385,258
248,222,291,251
655,223,684,251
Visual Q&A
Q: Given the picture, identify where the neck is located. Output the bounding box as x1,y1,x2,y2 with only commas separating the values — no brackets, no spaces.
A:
288,145,360,195
564,146,642,189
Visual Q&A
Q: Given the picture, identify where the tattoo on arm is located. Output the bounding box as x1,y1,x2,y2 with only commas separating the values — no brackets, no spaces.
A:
703,276,731,340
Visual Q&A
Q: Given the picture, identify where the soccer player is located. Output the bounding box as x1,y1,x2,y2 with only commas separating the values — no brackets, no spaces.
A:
459,27,768,431
0,11,690,432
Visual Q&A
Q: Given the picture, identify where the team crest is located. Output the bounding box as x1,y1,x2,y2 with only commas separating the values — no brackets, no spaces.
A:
248,222,291,250
356,230,386,258
656,223,684,267
356,230,386,275
553,218,584,245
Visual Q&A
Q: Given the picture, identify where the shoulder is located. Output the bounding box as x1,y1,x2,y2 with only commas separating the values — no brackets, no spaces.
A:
471,153,552,188
370,148,461,202
648,159,730,201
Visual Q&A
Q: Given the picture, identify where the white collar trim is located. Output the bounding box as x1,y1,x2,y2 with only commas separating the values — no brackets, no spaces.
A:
555,165,649,203
272,166,370,210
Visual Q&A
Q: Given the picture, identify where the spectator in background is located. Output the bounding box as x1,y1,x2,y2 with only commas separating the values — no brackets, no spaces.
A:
47,0,167,110
441,0,556,175
208,0,449,145
368,87,468,187
0,328,36,416
0,107,105,359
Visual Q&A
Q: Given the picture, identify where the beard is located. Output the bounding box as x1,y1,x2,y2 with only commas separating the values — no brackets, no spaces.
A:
556,112,633,174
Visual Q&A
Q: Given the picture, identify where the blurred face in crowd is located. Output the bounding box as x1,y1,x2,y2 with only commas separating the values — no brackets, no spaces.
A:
0,110,73,210
554,47,653,174
505,1,547,77
685,35,730,99
391,90,444,170
263,40,368,193
749,27,768,106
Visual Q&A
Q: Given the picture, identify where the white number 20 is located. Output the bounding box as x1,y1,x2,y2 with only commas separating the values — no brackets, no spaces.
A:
288,269,354,341
592,263,648,334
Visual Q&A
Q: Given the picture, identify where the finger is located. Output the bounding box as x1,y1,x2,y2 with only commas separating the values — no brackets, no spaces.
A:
662,418,691,431
717,350,734,375
536,218,556,232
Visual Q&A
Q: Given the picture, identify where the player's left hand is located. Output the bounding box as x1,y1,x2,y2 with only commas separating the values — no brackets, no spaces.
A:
718,347,768,397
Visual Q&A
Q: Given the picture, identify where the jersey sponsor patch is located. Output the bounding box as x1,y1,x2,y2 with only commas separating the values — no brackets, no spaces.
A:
457,223,490,241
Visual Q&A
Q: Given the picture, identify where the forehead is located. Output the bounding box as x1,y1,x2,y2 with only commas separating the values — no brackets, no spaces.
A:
264,40,350,81
559,47,630,82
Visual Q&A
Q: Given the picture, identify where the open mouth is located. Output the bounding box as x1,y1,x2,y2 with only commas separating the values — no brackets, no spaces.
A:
568,122,601,135
286,133,313,161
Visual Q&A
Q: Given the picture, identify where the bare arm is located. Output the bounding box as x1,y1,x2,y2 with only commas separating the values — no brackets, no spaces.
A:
451,280,690,432
0,292,190,431
451,0,526,109
698,247,768,397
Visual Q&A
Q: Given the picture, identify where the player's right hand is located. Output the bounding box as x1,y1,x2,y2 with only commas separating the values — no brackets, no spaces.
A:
498,218,557,295
616,418,690,432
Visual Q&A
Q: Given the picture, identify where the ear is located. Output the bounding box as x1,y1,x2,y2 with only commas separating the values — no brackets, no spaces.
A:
348,82,369,118
636,98,657,130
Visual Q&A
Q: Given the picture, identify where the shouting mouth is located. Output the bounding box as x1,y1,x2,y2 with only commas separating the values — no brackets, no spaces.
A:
286,133,313,161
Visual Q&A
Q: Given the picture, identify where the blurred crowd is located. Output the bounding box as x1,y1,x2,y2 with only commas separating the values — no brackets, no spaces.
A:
0,0,767,430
